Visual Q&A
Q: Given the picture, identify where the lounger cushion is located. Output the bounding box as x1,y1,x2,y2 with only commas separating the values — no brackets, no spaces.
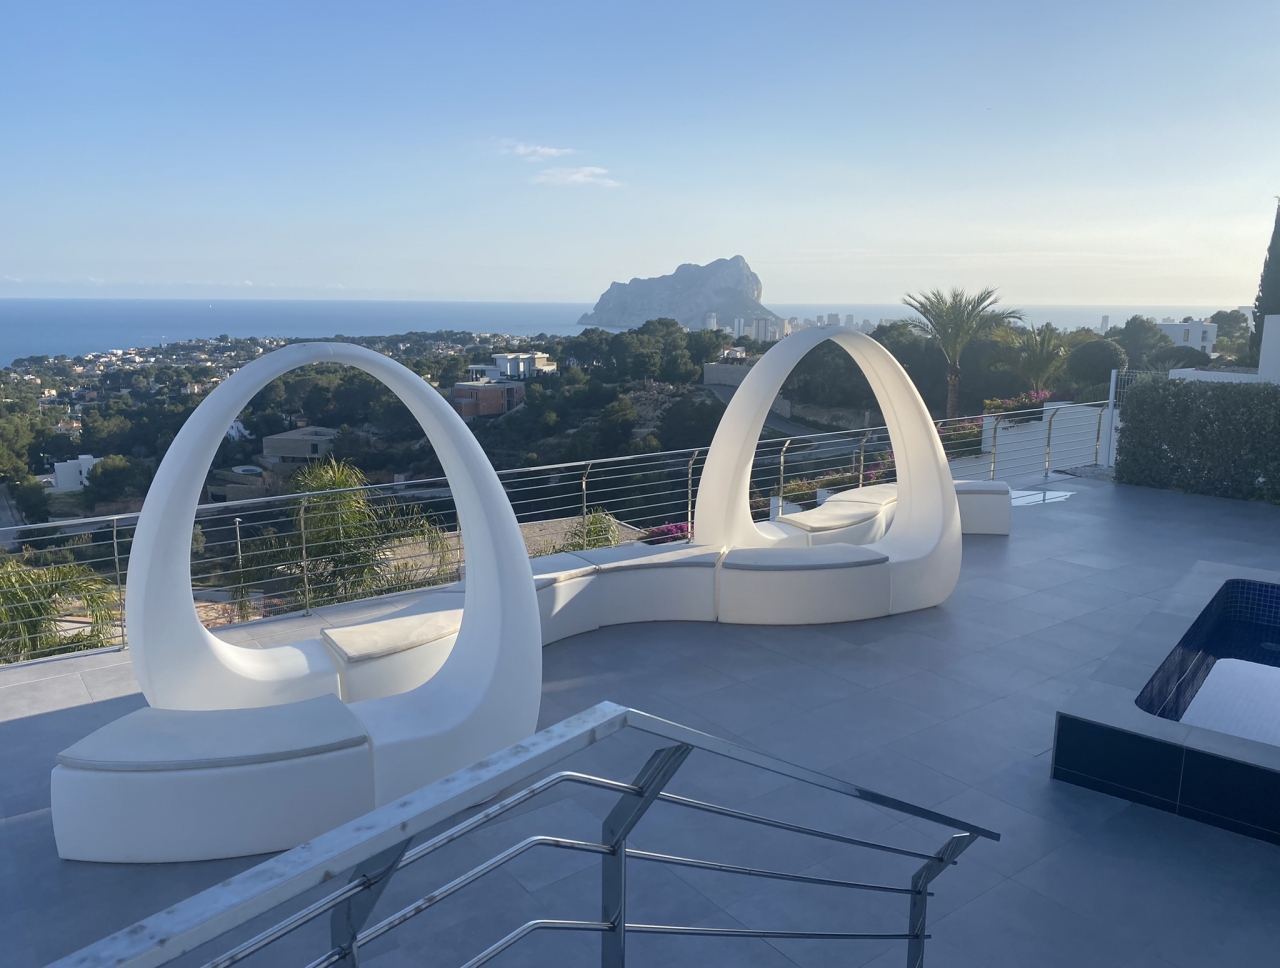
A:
722,544,889,571
530,551,597,589
954,480,1011,495
573,543,720,571
322,607,463,662
824,483,899,507
56,694,368,772
776,501,882,534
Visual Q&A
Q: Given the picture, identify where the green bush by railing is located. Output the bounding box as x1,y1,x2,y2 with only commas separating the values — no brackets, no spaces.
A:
1115,379,1280,503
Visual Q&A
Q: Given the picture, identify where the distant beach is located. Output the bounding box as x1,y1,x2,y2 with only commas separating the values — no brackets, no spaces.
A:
0,297,1235,366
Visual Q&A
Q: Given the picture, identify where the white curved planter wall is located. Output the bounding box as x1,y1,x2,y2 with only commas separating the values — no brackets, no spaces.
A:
693,328,961,613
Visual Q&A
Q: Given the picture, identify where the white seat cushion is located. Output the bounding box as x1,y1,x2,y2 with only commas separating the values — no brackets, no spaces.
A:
954,479,1011,495
776,501,882,534
824,483,898,508
322,607,463,662
721,544,889,571
530,551,597,589
56,694,368,772
573,543,720,572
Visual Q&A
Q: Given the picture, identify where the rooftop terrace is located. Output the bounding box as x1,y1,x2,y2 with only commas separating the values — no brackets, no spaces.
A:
4,476,1280,967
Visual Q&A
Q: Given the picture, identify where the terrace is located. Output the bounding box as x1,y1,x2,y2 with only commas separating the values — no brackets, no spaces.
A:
3,393,1280,967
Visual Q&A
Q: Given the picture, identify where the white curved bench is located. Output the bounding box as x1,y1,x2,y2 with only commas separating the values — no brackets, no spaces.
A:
693,329,962,616
718,544,891,625
54,343,541,863
51,695,373,862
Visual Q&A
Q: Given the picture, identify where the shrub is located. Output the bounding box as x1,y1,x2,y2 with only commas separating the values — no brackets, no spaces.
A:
938,418,983,457
1115,380,1280,503
642,522,688,544
983,390,1050,422
1146,345,1211,371
1066,340,1128,386
560,508,620,551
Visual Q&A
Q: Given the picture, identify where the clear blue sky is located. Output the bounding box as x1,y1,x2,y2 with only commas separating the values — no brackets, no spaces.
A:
2,1,1277,306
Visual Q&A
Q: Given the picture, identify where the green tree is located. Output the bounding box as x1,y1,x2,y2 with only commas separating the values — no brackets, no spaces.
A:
84,455,152,509
657,394,726,450
1108,315,1174,367
13,477,50,523
596,397,638,455
1254,199,1280,355
0,414,35,481
994,323,1066,391
1210,309,1251,342
1066,339,1128,387
900,287,1024,418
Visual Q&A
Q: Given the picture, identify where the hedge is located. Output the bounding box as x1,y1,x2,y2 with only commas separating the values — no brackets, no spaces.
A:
1115,379,1280,503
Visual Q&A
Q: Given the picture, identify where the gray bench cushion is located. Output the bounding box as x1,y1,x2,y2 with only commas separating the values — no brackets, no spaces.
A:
776,501,881,534
954,479,1011,495
322,607,463,662
721,544,889,572
530,551,597,589
574,543,720,572
57,694,369,772
825,483,898,508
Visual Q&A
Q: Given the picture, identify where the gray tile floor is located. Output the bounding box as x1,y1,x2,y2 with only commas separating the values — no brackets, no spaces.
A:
3,478,1280,967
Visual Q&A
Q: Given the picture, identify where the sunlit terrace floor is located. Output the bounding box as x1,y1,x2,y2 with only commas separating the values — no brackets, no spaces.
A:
4,478,1280,967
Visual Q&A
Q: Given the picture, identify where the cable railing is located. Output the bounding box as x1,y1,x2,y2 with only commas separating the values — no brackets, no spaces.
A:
52,701,1000,968
0,401,1109,664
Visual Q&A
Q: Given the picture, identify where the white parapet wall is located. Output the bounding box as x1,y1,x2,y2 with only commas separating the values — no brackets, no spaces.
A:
1170,314,1279,385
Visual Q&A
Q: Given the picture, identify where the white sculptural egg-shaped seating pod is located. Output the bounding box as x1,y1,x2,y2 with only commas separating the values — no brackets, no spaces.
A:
694,328,961,623
51,343,541,862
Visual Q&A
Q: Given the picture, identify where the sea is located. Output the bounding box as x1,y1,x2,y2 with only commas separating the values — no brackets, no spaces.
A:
0,298,1235,366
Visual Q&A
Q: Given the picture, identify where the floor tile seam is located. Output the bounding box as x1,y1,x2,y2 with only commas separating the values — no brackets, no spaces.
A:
1004,855,1171,946
865,682,1003,722
0,668,88,692
887,732,1035,787
928,661,1048,697
933,714,1055,758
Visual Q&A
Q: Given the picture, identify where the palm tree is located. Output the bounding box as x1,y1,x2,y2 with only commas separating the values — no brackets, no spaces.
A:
995,322,1066,391
0,557,116,661
900,287,1024,418
284,457,453,608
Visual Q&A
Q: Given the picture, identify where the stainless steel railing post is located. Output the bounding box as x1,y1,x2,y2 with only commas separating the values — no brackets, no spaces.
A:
778,439,791,500
906,833,978,968
686,451,699,541
989,415,1003,481
1095,404,1108,466
601,745,692,968
1043,407,1060,477
111,517,124,645
299,498,312,615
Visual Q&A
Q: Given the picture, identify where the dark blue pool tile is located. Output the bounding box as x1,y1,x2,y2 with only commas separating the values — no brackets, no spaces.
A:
1179,749,1280,836
1051,764,1180,815
1175,804,1280,847
1053,715,1184,803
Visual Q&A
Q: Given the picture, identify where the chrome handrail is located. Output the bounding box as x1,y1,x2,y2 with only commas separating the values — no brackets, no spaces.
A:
53,702,999,968
1,401,1109,664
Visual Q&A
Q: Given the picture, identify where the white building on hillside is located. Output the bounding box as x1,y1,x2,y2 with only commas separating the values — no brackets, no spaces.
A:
52,455,102,492
1156,319,1216,355
469,353,556,381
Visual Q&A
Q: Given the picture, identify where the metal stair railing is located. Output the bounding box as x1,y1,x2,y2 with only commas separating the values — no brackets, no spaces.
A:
54,701,1000,968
